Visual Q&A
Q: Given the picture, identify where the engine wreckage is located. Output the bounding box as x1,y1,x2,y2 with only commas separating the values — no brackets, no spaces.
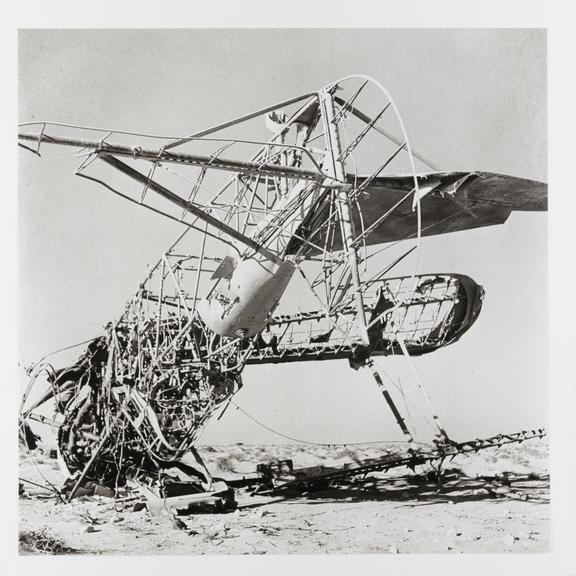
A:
19,75,547,513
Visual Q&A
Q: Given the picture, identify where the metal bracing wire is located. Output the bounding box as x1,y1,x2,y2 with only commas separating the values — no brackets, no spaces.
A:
161,91,318,150
75,172,243,257
395,337,450,441
296,267,353,342
331,79,369,127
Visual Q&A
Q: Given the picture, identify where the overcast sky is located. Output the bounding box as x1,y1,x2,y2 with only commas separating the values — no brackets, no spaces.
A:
18,29,547,445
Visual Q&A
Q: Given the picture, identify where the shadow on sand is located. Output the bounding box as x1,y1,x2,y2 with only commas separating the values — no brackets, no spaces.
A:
237,471,550,510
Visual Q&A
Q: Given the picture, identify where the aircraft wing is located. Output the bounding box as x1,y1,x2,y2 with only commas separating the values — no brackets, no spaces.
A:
292,171,547,256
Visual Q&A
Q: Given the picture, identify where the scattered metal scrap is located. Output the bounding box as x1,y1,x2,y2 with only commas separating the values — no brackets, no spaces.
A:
21,309,244,511
248,429,547,494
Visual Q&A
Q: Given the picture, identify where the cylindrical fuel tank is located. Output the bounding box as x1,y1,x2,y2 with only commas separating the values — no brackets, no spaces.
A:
197,254,295,338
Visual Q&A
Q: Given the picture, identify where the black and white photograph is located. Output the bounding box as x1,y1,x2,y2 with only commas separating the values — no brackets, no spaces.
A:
10,20,572,569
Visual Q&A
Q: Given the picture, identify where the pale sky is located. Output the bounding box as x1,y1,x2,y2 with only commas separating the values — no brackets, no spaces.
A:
18,29,547,445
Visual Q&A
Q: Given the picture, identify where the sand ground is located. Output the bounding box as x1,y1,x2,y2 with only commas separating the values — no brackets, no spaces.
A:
18,440,549,555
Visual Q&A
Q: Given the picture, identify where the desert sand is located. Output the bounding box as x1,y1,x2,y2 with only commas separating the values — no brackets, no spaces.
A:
18,439,548,555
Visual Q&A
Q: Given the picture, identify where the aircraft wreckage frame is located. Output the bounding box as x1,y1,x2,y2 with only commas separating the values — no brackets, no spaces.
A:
19,75,547,513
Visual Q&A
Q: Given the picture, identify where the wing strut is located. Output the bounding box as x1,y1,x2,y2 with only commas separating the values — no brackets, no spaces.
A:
319,87,370,345
364,359,416,448
333,95,441,171
396,337,451,443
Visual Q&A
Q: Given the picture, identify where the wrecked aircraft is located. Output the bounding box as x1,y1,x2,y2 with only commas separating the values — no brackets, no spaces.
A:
19,75,547,511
